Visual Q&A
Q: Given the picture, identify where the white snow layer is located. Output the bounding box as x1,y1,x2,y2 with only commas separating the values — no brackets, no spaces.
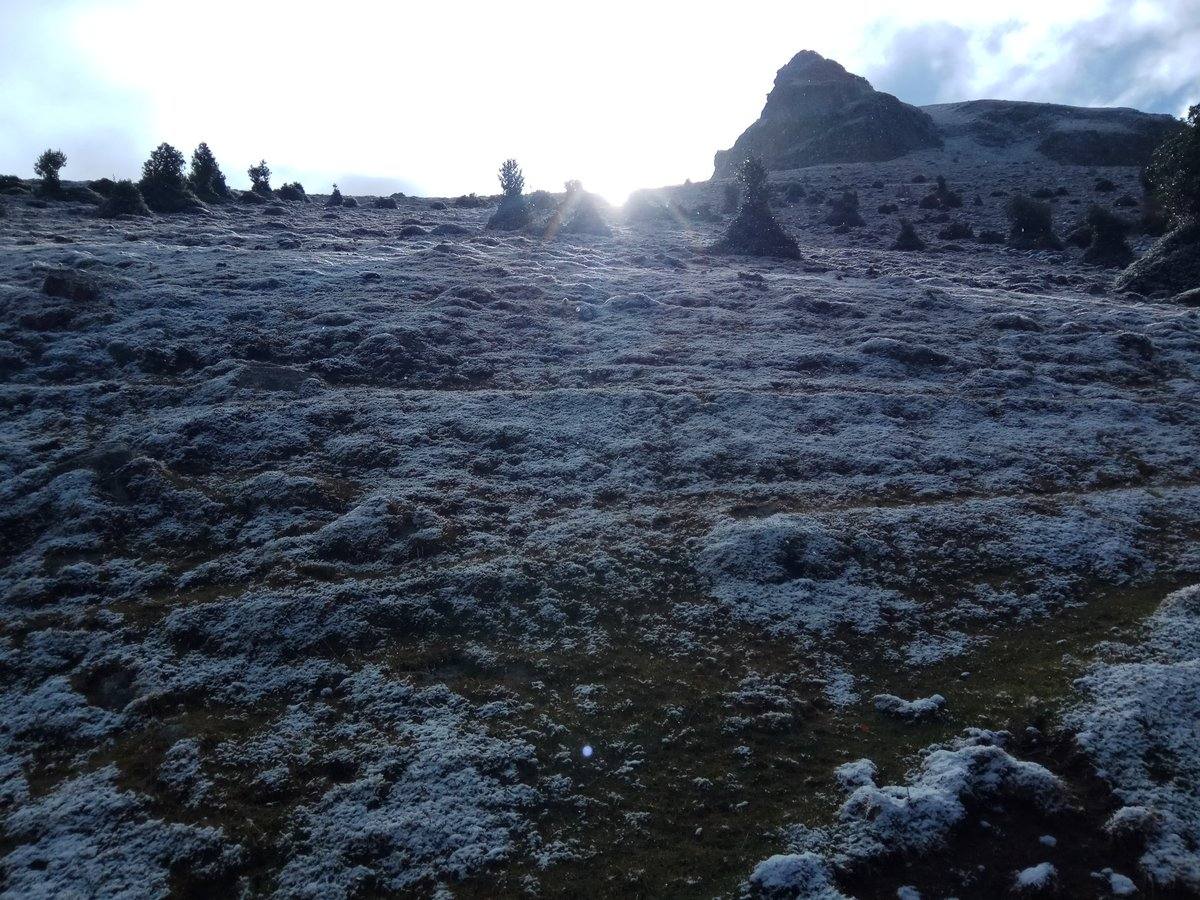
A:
1068,584,1200,891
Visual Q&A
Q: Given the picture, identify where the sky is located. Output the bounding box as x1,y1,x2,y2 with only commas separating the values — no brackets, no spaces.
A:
2,0,1197,203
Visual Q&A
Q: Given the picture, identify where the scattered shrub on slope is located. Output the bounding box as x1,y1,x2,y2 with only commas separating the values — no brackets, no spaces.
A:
710,158,800,259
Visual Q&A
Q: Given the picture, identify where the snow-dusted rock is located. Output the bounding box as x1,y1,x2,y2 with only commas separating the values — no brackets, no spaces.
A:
873,693,947,721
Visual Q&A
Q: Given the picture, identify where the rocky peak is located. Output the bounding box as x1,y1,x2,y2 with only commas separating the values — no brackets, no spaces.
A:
714,50,942,176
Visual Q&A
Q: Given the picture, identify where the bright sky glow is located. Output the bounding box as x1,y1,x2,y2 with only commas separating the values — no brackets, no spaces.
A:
2,0,1197,203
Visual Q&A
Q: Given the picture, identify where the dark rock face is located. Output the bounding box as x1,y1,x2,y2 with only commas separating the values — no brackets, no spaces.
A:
714,51,942,176
1114,220,1200,297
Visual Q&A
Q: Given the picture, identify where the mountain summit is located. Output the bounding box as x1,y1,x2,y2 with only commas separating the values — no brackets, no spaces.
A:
716,50,1181,176
713,50,942,176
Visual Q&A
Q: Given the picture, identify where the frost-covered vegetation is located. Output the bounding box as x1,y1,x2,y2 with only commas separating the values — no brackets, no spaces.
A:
2,114,1200,898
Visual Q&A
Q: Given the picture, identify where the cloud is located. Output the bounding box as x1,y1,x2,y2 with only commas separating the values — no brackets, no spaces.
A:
0,1,154,178
864,22,974,105
1003,0,1200,115
860,0,1200,115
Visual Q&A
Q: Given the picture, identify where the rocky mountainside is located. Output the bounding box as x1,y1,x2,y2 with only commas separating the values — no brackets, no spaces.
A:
716,50,1181,175
925,99,1181,166
713,51,942,177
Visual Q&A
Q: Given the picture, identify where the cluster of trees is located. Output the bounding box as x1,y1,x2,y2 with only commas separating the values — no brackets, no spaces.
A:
11,105,1197,272
21,143,318,216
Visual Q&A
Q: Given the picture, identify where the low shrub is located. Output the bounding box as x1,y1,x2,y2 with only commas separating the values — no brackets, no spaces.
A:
824,191,864,227
892,218,926,251
937,220,974,240
1082,205,1134,268
559,181,611,236
918,175,962,210
1006,195,1063,250
709,158,800,259
88,178,116,197
277,182,308,202
98,179,151,217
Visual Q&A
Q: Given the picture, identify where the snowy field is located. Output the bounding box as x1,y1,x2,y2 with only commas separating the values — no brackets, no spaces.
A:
2,152,1199,898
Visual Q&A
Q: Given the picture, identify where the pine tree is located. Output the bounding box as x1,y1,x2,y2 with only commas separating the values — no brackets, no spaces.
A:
188,143,229,201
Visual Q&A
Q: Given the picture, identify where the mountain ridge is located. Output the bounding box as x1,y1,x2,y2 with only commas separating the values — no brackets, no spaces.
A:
715,51,1182,175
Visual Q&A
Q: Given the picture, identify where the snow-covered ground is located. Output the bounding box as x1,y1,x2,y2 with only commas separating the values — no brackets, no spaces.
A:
1,151,1198,897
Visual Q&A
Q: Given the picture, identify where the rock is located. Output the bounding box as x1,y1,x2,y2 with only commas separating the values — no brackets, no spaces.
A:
872,693,947,721
1013,862,1057,893
1113,221,1200,297
42,268,102,302
988,313,1042,331
1169,287,1200,307
713,50,941,176
1113,332,1155,359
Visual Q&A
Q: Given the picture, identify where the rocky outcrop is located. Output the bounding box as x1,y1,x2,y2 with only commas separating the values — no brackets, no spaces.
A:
1114,220,1200,297
714,50,1181,177
713,51,942,176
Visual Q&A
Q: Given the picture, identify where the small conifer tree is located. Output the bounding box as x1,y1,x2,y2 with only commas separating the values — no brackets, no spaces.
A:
188,143,229,201
139,143,199,212
498,159,524,198
34,149,68,192
248,160,273,196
